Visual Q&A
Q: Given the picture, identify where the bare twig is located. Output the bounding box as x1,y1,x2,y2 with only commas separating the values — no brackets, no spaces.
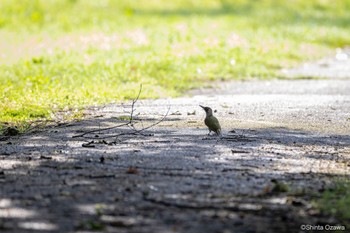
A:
72,122,129,138
88,106,170,139
132,106,170,134
82,107,170,139
73,84,142,138
72,84,168,140
129,84,142,124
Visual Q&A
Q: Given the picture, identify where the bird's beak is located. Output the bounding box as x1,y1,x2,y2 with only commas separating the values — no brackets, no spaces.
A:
199,105,205,109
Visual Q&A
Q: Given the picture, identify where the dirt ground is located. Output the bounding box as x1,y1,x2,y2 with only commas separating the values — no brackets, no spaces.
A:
1,53,350,233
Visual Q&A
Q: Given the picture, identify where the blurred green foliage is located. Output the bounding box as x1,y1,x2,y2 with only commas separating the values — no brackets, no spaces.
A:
316,180,350,228
0,0,349,124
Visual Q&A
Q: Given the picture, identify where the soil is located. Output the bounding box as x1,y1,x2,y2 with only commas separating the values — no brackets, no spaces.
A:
1,52,350,233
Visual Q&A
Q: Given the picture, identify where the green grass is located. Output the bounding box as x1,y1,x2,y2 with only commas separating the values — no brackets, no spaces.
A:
315,179,350,228
1,0,350,126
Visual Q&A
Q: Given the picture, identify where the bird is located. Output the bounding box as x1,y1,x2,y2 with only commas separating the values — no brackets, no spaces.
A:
199,105,221,136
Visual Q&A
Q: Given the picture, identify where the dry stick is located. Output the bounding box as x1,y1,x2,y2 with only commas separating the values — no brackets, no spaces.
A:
72,122,130,138
133,106,170,132
72,84,156,139
73,84,142,138
128,84,143,132
129,84,143,123
82,106,170,140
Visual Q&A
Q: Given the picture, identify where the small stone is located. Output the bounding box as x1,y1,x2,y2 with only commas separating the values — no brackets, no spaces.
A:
126,167,138,174
170,111,182,115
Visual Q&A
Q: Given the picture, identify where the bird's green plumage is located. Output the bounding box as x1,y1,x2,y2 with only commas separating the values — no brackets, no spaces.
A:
204,115,221,135
200,105,222,136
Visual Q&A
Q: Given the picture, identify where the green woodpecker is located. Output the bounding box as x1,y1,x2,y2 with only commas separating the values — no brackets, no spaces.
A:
200,105,221,136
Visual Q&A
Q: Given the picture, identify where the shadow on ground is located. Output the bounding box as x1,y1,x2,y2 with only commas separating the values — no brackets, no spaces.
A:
0,116,349,233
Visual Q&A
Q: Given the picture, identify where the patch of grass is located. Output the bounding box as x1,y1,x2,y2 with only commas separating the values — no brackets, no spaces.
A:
116,115,132,121
76,220,105,231
0,105,50,121
0,0,349,126
315,180,350,228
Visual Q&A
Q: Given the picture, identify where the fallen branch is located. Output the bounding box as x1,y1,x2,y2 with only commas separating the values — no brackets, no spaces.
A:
73,85,143,138
72,84,169,139
72,122,129,138
85,106,170,140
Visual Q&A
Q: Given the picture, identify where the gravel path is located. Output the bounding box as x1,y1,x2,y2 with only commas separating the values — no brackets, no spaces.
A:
1,55,350,233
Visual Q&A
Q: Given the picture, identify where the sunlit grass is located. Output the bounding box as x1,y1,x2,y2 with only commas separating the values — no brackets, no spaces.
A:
0,0,349,125
315,180,350,228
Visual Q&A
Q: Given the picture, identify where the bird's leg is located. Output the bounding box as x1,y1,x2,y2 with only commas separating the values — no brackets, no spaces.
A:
207,130,211,136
